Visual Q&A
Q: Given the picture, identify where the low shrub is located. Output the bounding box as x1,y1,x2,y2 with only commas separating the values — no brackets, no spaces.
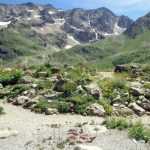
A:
65,65,91,85
62,81,77,96
36,80,53,90
56,101,71,113
33,64,52,78
0,68,22,86
104,117,132,130
143,82,150,89
99,99,113,116
9,84,29,98
57,95,95,114
34,100,49,113
128,122,150,142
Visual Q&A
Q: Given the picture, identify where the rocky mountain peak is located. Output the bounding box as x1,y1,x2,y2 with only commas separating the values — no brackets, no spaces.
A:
0,3,133,44
125,12,150,37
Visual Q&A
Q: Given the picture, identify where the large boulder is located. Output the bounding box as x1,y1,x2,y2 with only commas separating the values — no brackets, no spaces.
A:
129,102,145,116
74,145,103,150
114,65,128,73
86,103,105,117
53,79,66,92
130,87,144,97
84,83,102,99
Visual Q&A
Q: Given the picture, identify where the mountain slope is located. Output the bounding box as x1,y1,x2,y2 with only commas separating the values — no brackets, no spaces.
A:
51,30,150,69
0,3,133,63
0,3,133,43
126,12,150,37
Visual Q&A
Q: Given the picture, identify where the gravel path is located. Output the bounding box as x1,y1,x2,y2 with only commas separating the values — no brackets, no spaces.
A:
0,103,103,150
0,103,149,150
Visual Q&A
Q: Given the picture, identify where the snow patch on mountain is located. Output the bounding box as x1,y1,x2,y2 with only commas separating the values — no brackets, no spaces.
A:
0,21,11,26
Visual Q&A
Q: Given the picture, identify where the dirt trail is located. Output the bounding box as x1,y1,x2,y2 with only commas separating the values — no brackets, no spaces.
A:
0,102,103,150
0,103,150,150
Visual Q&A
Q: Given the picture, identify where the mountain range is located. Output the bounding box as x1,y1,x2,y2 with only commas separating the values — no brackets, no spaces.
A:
0,3,150,67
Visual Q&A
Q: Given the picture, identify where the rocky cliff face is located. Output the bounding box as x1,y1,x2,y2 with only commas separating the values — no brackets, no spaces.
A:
125,12,150,37
0,3,133,43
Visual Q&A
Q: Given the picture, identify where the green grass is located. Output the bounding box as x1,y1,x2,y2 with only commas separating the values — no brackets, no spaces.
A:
128,122,150,142
104,117,150,142
0,68,22,86
50,30,150,70
104,117,132,130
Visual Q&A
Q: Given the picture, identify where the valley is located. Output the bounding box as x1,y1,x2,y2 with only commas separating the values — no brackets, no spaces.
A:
0,2,150,150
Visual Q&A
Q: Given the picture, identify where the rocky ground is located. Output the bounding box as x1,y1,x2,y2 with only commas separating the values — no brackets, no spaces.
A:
0,102,150,150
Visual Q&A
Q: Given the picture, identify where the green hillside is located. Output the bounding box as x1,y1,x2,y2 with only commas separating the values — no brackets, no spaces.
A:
51,30,150,69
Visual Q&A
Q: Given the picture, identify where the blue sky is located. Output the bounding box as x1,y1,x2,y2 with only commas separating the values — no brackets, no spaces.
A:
1,0,150,19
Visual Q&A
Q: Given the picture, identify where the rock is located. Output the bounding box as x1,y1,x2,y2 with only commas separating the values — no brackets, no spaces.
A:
23,89,36,98
74,145,103,150
130,87,144,96
129,103,145,116
23,100,37,109
113,105,134,116
0,89,10,98
77,85,85,93
45,108,58,115
37,72,48,77
44,92,63,100
53,79,66,92
114,65,128,73
0,128,18,139
0,83,3,89
84,83,102,99
144,89,150,99
48,76,58,82
31,84,38,89
51,67,61,74
130,82,142,88
19,76,33,84
13,96,31,105
86,103,105,117
137,98,150,112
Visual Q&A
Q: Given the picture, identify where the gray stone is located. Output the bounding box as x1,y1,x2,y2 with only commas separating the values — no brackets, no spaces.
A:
84,83,102,99
86,103,105,117
0,83,3,89
130,87,144,96
113,106,134,116
45,108,58,115
114,65,128,73
19,76,33,84
37,72,48,77
14,96,31,105
144,89,150,99
129,102,145,116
